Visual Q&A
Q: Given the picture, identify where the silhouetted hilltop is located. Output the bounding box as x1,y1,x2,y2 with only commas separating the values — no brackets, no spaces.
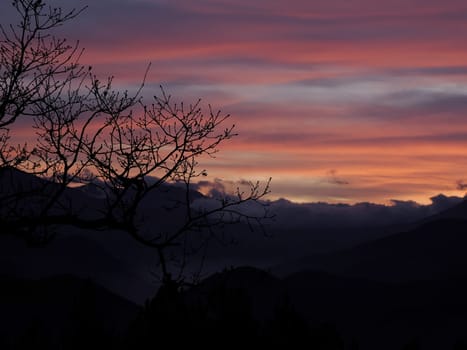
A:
182,266,467,350
184,266,285,323
0,166,48,189
0,234,156,304
281,269,467,350
2,263,467,349
423,197,467,222
0,275,139,348
276,218,467,282
263,216,467,348
142,267,345,349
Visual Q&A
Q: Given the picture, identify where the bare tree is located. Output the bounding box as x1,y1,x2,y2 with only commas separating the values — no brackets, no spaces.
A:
0,0,271,284
0,0,86,168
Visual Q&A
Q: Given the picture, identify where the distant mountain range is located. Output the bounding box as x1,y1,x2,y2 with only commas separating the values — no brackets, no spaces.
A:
3,168,467,349
275,199,467,281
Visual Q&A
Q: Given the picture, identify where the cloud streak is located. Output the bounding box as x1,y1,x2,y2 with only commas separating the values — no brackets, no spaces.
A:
2,0,467,203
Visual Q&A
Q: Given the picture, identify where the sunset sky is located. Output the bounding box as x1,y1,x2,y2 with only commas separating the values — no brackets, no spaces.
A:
4,0,467,204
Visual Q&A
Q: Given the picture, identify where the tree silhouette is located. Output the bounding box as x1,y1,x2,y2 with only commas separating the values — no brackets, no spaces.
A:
0,0,271,283
0,0,85,168
403,339,421,350
128,276,260,349
265,296,310,348
453,339,467,350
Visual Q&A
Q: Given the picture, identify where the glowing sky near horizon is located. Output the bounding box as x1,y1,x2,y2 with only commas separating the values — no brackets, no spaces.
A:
4,0,467,204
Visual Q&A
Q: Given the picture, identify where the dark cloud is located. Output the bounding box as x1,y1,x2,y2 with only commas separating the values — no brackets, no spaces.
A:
3,0,462,58
189,178,465,230
326,169,350,185
456,180,467,191
267,193,465,230
337,132,467,147
388,90,467,111
389,66,467,76
237,126,467,149
294,76,467,115
346,90,467,124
